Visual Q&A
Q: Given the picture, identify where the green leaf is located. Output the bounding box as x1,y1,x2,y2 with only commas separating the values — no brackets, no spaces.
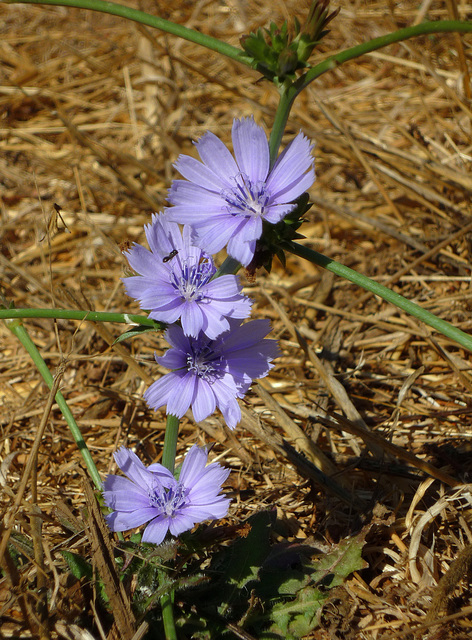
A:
61,550,93,580
191,511,275,619
264,584,326,639
254,531,368,639
310,532,368,589
257,542,314,597
113,323,163,344
7,533,34,569
224,510,274,592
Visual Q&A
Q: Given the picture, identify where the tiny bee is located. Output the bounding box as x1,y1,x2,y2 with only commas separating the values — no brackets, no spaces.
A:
163,249,178,263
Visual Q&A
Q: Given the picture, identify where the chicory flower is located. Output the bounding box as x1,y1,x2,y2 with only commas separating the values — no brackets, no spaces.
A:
103,444,231,544
144,319,279,429
122,213,252,339
166,116,314,266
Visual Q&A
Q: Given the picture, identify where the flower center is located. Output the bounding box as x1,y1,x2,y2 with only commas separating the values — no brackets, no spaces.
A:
170,257,215,302
186,343,224,382
222,173,270,219
148,481,189,516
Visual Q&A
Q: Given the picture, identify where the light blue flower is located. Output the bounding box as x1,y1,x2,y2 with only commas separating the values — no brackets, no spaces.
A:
167,117,315,266
103,445,231,544
144,319,279,429
122,213,251,339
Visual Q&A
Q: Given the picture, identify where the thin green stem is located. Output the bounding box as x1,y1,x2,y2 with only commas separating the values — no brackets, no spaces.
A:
160,584,177,640
268,83,295,166
0,307,161,327
214,256,242,277
4,318,103,489
7,0,249,65
300,20,472,91
159,414,180,640
287,241,472,353
161,414,180,474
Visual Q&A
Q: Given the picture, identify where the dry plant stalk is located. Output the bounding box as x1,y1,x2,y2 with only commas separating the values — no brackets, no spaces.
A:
83,480,137,640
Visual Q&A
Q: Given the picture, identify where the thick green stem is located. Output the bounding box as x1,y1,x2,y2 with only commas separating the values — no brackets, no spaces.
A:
0,307,161,327
287,241,472,353
4,318,103,489
7,0,249,65
160,585,177,640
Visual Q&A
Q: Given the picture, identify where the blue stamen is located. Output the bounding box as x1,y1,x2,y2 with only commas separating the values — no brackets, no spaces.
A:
148,482,189,516
222,173,270,219
169,256,215,302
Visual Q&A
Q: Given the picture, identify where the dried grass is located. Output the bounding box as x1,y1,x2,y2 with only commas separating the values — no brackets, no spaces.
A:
2,0,472,638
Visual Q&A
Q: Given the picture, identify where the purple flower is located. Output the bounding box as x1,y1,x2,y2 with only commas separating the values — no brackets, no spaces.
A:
144,319,279,429
122,213,252,339
103,444,231,544
166,117,315,266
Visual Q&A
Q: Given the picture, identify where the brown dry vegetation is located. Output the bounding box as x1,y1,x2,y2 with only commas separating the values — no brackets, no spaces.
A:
2,0,472,638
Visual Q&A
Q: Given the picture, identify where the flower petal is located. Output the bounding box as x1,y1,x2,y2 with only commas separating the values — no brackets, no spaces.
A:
124,244,164,279
141,516,170,544
266,133,315,199
198,303,230,340
173,154,224,192
191,379,217,423
194,130,239,186
179,445,208,486
232,117,270,184
220,397,242,430
168,512,197,537
262,203,296,225
145,213,184,257
180,301,204,337
166,372,198,418
144,373,180,412
167,182,226,216
103,477,150,511
106,507,156,532
113,447,154,486
182,498,230,521
226,235,256,267
193,215,244,256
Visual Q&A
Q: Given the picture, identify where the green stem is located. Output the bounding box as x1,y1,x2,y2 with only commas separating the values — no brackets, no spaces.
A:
300,20,472,91
4,318,103,490
268,20,472,151
0,307,161,327
214,256,241,277
268,82,296,166
161,414,180,474
7,0,249,65
287,241,472,353
160,414,180,640
160,584,177,640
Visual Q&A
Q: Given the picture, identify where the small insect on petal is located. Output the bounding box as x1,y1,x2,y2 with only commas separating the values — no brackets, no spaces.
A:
163,249,178,263
121,213,251,339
